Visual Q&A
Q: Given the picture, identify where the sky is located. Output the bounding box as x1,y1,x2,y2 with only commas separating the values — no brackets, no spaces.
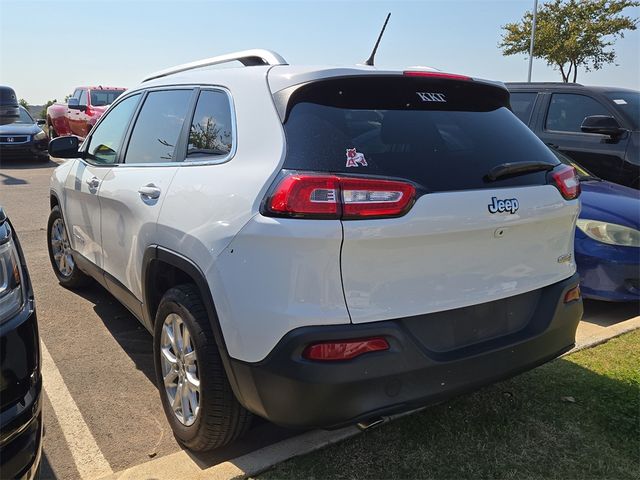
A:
1,0,638,105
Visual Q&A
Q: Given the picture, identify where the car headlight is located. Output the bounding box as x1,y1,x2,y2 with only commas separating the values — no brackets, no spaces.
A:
33,130,47,141
576,219,640,247
0,230,25,324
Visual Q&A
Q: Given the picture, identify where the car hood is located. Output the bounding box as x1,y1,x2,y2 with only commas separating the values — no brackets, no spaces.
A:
580,180,640,229
0,123,39,135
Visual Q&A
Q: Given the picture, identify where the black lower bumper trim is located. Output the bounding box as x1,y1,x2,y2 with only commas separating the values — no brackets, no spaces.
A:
227,274,582,429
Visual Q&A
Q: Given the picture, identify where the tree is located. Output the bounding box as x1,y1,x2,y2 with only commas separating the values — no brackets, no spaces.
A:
500,0,639,82
18,98,29,109
40,99,57,120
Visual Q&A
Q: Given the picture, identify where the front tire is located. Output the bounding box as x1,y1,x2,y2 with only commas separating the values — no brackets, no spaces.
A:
47,120,57,139
47,206,91,288
153,284,252,451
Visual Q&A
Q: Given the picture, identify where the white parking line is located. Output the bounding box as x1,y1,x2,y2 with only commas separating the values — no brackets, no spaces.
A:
41,341,114,479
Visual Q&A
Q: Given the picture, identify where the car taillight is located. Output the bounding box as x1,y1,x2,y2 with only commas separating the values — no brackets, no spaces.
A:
303,337,389,361
264,172,416,220
550,165,580,200
403,71,472,81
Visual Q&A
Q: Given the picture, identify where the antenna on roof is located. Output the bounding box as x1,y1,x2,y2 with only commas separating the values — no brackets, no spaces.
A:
362,13,391,66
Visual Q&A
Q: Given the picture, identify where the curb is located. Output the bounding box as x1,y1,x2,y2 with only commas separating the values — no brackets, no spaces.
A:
564,315,640,356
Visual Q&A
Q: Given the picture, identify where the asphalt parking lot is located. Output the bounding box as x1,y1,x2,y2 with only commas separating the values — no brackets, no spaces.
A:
0,157,638,479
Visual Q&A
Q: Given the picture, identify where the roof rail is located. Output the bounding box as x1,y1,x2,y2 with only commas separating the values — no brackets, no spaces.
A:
142,49,287,82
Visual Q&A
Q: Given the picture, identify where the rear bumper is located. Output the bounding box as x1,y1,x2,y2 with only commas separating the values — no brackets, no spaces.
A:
228,273,582,429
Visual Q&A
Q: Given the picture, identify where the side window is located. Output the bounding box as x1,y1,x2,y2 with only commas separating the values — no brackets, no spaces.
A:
124,90,193,164
509,92,537,124
86,94,141,165
79,90,88,107
545,93,610,133
187,90,234,159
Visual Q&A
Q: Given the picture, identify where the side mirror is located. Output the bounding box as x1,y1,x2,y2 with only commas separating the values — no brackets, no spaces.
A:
49,136,81,159
581,115,623,137
68,98,80,110
36,119,46,127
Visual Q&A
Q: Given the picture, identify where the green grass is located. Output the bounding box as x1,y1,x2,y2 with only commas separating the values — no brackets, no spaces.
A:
260,331,640,480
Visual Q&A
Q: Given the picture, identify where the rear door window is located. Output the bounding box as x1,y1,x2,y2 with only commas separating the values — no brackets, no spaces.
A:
187,90,234,159
545,93,610,133
281,77,558,193
124,89,193,164
509,92,537,124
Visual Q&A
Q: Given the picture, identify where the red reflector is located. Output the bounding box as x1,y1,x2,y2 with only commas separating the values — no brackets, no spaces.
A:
551,165,581,200
403,71,472,81
265,172,416,220
303,337,389,361
564,285,581,303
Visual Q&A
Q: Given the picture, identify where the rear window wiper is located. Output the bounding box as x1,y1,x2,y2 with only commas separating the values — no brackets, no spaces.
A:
486,161,556,182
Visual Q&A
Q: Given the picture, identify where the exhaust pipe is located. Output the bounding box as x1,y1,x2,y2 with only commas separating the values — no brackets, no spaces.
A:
357,416,388,431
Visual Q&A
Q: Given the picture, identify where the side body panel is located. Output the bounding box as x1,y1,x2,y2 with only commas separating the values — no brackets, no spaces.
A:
61,161,113,268
99,166,178,301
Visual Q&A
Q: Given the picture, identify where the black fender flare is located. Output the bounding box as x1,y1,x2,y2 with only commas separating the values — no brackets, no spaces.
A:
141,245,249,406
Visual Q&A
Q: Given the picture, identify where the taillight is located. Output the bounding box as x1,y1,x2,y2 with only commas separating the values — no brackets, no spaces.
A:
550,165,580,200
267,174,340,218
302,337,389,361
403,71,472,81
264,172,416,220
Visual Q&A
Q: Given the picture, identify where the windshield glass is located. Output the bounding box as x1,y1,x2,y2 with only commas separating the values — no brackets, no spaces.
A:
604,91,639,130
90,90,124,107
16,107,34,124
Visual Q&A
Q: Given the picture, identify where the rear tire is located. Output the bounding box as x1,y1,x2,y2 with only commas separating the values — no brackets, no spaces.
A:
47,206,92,288
153,284,252,451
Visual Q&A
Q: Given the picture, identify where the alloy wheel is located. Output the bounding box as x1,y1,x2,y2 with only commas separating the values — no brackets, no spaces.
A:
160,313,200,426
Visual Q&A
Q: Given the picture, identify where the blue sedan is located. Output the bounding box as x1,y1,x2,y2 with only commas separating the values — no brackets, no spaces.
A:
555,150,639,301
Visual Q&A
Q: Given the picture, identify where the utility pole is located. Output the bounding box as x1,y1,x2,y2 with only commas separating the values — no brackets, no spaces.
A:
527,0,539,82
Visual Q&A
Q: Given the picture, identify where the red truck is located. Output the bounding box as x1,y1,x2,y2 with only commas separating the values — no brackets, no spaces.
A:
47,86,126,139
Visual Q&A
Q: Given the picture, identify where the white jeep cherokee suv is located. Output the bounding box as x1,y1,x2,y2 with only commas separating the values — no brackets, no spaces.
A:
47,49,583,451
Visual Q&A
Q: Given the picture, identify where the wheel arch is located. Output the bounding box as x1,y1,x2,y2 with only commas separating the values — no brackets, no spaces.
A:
142,246,248,405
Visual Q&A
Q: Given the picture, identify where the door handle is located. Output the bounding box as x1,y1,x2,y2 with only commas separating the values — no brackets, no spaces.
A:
138,184,161,200
85,176,100,189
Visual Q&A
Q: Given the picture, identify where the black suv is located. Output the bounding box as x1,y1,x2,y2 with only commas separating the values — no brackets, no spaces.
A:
0,208,43,479
506,83,639,189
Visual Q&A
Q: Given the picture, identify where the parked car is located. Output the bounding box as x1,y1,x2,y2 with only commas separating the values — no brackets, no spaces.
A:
0,207,43,479
551,148,639,301
507,82,639,189
47,86,126,139
47,49,583,451
0,86,20,126
0,106,49,162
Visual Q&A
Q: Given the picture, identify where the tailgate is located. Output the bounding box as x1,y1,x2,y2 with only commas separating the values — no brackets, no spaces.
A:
341,186,578,323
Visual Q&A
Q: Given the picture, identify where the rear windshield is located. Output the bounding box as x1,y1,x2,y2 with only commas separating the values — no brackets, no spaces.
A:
90,89,124,107
281,77,558,192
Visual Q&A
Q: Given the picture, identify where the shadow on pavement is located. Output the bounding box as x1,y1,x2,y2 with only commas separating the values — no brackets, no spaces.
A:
0,157,58,170
582,299,639,327
68,281,301,465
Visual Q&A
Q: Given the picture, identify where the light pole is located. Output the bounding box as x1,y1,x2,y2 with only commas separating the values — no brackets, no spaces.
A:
527,0,539,82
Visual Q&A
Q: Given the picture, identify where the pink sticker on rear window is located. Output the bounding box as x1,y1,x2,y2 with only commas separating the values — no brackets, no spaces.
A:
345,148,368,167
